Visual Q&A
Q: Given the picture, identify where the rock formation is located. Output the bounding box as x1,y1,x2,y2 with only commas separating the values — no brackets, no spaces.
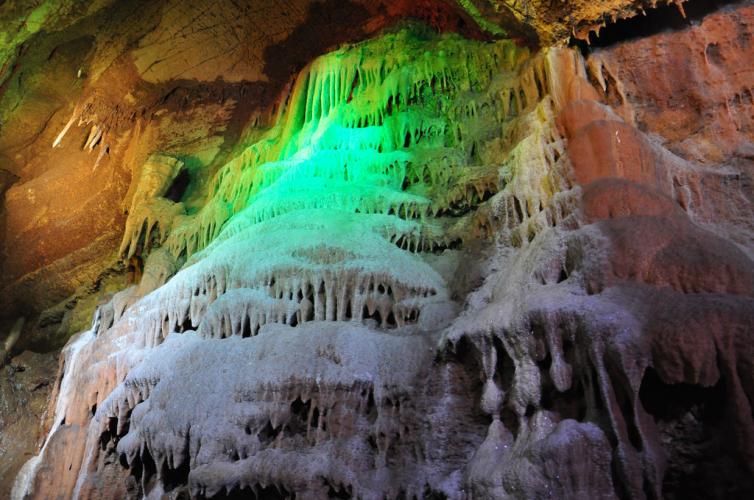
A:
1,0,752,498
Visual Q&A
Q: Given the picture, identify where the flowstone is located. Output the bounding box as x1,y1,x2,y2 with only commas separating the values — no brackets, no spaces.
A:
14,17,754,500
16,28,528,498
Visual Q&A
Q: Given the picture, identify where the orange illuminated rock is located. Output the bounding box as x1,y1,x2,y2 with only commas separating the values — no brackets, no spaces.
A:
556,100,623,141
568,120,666,190
581,178,685,222
592,3,754,164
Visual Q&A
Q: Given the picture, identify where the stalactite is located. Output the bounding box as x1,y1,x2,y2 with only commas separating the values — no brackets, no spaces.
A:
163,30,523,259
17,31,643,500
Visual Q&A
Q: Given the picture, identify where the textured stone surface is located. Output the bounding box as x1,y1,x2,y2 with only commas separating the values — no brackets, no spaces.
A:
0,351,58,498
588,1,754,249
0,0,487,349
453,0,698,44
1,1,753,499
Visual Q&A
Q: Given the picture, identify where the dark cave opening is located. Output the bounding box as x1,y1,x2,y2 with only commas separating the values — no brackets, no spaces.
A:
639,367,725,422
325,480,352,499
258,420,283,446
639,367,754,499
161,456,190,492
165,168,191,203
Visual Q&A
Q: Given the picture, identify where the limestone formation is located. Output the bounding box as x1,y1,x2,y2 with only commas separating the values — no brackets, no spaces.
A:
1,1,753,499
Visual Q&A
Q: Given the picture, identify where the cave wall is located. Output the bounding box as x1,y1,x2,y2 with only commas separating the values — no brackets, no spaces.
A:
1,0,752,499
0,0,484,350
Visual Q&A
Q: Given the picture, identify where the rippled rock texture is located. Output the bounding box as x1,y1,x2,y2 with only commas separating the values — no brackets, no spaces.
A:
1,0,753,498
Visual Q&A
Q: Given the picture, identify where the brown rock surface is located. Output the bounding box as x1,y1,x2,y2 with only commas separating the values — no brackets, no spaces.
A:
0,351,58,498
588,0,754,248
571,182,754,295
568,120,666,189
592,2,754,163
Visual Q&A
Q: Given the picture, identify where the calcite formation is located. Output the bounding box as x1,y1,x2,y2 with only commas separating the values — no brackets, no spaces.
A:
453,0,699,43
1,0,753,499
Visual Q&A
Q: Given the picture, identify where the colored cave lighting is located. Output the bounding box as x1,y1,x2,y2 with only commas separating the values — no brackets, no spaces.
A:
118,28,529,342
161,28,521,256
